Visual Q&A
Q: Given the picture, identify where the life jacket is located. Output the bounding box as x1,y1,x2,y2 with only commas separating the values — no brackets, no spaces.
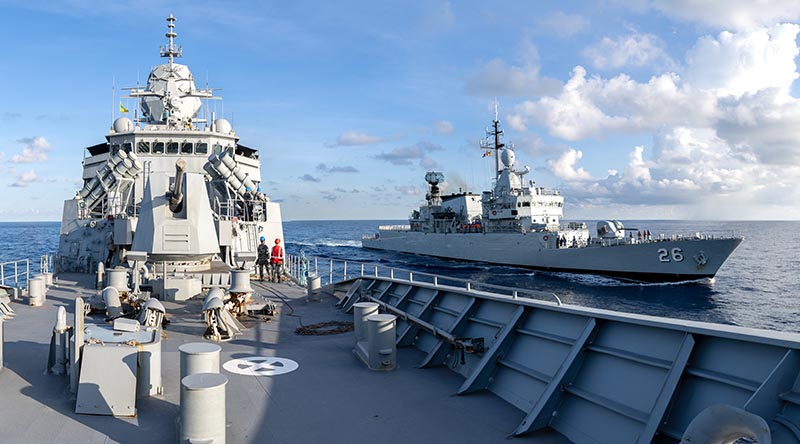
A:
270,245,283,264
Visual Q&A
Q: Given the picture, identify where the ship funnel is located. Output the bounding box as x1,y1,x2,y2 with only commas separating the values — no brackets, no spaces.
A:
169,158,187,213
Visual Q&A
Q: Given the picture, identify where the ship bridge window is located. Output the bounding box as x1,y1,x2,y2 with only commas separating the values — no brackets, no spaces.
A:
153,142,164,154
181,142,193,154
138,141,150,153
111,143,120,155
167,142,179,154
523,202,530,207
196,142,208,155
212,143,223,154
122,142,132,153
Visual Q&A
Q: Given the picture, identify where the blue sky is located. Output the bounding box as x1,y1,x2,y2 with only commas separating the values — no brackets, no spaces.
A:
1,1,800,221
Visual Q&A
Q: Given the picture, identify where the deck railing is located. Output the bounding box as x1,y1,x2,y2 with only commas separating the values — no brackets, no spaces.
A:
0,259,30,289
284,253,562,305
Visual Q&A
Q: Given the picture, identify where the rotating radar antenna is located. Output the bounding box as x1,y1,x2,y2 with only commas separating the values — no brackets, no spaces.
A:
424,171,445,205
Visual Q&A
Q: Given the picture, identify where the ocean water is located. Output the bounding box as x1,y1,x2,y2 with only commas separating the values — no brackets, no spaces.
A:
2,220,798,333
284,219,800,333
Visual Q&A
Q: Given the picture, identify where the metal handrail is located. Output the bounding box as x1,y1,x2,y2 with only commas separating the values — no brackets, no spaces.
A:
0,259,30,289
284,253,562,305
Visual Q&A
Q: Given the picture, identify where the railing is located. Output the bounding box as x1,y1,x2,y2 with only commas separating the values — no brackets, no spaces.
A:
0,259,30,289
377,225,410,231
284,253,562,305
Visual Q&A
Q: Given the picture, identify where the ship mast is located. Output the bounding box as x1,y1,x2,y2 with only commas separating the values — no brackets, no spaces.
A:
160,14,182,66
481,101,505,180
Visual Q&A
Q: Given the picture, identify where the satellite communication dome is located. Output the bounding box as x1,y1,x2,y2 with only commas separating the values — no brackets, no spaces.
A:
113,117,133,133
214,118,232,135
500,149,516,168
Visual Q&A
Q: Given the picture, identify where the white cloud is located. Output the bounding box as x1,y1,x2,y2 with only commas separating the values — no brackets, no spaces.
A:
547,148,592,181
636,0,800,30
583,32,674,70
686,24,800,97
465,58,563,97
535,12,589,38
395,185,422,196
10,169,39,187
10,136,51,163
334,131,383,146
434,120,454,134
510,24,800,216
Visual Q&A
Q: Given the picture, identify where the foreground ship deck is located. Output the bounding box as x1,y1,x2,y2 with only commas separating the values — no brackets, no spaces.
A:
0,274,568,444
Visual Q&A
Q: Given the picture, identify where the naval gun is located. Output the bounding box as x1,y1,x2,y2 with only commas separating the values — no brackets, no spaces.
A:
169,158,186,213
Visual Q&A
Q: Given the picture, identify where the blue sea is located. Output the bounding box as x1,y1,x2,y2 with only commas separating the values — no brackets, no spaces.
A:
2,220,799,332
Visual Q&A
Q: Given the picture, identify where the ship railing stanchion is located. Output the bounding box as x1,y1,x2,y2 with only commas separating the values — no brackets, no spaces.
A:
466,282,471,292
390,269,394,280
344,262,347,281
374,265,378,277
329,259,333,285
409,272,413,282
513,290,518,300
361,264,364,277
434,276,438,287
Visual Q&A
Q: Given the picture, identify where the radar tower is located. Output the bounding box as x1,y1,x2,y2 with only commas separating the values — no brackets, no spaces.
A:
160,14,182,66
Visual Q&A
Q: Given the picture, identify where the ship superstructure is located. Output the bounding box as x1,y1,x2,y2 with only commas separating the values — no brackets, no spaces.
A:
364,111,742,283
58,15,282,275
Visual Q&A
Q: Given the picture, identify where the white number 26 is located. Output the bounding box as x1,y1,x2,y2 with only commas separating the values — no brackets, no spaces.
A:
658,248,684,263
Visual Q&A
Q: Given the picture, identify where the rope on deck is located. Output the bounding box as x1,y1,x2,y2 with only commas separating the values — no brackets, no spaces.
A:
295,321,353,336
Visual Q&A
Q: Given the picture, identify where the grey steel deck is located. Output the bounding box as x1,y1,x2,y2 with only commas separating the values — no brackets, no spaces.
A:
0,273,569,444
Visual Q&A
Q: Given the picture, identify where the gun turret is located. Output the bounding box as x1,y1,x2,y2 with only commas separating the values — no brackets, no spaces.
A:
169,158,187,213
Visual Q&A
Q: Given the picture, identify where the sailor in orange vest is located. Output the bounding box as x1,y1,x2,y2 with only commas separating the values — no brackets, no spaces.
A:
269,238,284,282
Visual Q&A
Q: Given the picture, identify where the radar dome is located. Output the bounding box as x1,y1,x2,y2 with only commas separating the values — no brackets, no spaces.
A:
500,149,515,168
214,118,232,135
113,117,133,133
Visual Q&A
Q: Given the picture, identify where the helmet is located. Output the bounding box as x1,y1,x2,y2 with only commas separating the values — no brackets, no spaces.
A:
275,238,281,244
260,236,265,242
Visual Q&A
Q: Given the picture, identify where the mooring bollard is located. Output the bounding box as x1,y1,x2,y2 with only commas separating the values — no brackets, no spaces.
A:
106,268,129,293
179,342,222,379
307,274,321,302
353,302,379,345
28,276,45,306
180,373,228,444
366,314,397,371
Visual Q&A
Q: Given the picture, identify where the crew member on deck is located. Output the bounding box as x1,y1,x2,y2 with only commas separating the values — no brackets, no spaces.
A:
105,231,116,267
257,237,269,281
270,238,284,283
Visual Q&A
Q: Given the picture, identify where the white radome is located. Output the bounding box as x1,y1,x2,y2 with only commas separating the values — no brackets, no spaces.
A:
113,117,133,133
214,118,232,135
500,148,515,168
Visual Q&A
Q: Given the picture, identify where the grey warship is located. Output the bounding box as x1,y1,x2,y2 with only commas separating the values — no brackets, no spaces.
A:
363,111,742,283
4,15,800,444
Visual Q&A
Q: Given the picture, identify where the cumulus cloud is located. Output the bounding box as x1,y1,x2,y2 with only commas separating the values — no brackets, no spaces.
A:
434,120,454,134
511,23,800,216
333,131,383,146
374,141,442,169
511,24,798,140
547,148,592,181
10,169,40,187
316,163,359,173
299,174,321,183
686,24,800,97
583,32,674,70
630,0,800,30
10,136,51,163
535,12,589,38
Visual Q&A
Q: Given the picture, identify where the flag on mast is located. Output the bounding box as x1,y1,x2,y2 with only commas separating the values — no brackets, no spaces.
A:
119,102,129,113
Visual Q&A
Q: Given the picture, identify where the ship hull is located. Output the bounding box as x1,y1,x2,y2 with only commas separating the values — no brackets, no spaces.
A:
362,231,742,283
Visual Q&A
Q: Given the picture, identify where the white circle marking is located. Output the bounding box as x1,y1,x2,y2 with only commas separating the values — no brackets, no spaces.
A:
222,356,299,376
